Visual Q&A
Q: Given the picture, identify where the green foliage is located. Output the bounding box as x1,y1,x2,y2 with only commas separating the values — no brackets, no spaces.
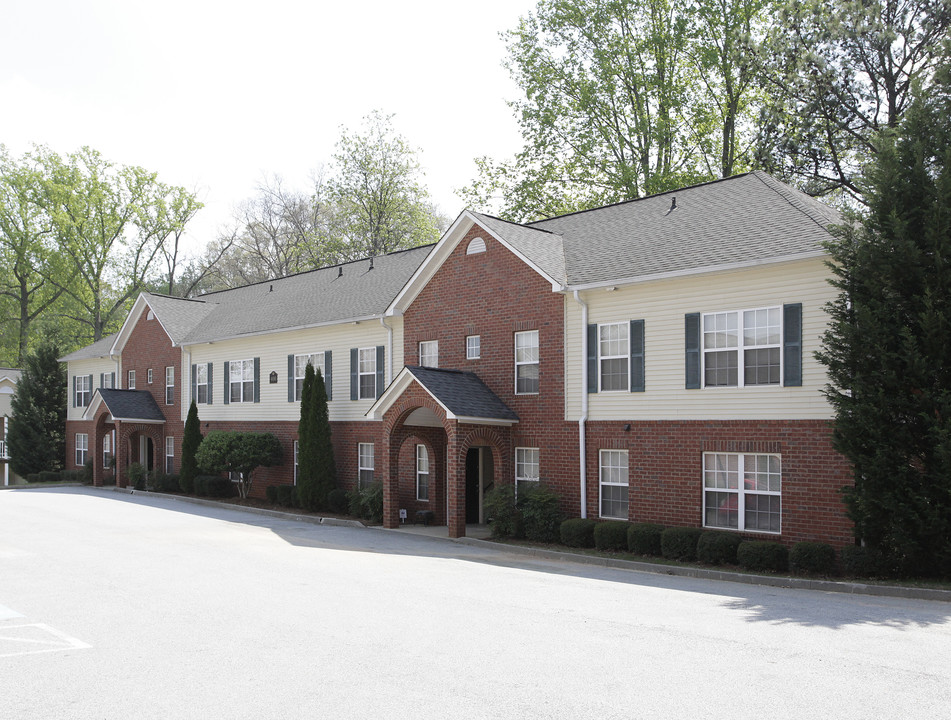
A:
661,527,703,561
60,469,86,483
736,541,789,572
7,344,66,476
297,365,336,511
560,518,597,548
327,488,349,514
484,484,521,539
179,400,202,493
127,463,147,491
628,523,665,556
840,545,886,578
816,68,951,577
37,470,60,482
194,475,237,498
266,485,278,504
594,521,632,551
194,430,283,499
789,542,837,575
347,482,383,523
276,485,298,508
519,484,564,543
697,531,743,565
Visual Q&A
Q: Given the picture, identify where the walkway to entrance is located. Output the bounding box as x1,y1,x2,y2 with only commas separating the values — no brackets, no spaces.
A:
386,523,492,540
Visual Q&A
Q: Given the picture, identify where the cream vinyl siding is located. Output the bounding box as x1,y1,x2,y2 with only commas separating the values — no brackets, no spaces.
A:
66,358,118,422
565,257,836,421
186,318,402,423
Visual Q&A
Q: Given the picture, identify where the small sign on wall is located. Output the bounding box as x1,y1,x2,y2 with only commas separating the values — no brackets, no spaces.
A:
399,509,407,523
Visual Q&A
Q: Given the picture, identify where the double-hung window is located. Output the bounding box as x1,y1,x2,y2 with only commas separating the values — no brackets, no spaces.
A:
103,433,112,468
230,359,254,403
165,367,175,405
419,341,438,368
358,443,374,489
702,307,781,387
358,348,376,399
703,453,781,533
515,330,539,394
165,437,174,474
196,364,209,404
75,375,91,407
75,433,88,467
416,445,430,501
467,335,481,360
599,323,629,391
295,353,325,401
101,373,113,389
599,450,629,520
128,370,136,390
147,368,153,385
515,447,539,499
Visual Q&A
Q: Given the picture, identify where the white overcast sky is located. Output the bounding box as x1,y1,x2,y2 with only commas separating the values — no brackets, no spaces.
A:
0,0,538,257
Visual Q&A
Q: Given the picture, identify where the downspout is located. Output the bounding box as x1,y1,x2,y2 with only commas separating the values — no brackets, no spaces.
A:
184,347,191,413
573,290,588,519
379,316,393,385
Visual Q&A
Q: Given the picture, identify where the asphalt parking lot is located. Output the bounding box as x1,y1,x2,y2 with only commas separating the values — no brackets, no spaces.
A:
2,487,949,719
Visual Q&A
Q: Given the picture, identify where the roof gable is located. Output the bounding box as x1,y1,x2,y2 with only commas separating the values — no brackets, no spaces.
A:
83,389,166,423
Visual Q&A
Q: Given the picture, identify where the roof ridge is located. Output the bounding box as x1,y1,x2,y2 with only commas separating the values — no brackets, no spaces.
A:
144,292,208,304
749,171,842,233
473,211,558,236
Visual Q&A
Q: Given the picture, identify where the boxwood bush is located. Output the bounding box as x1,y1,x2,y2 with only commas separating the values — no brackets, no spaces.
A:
276,484,298,508
38,470,61,483
194,475,237,498
697,531,743,565
841,545,885,577
595,521,632,551
628,523,665,556
560,518,597,548
737,541,789,572
789,542,837,575
484,485,521,539
661,527,703,561
520,484,564,543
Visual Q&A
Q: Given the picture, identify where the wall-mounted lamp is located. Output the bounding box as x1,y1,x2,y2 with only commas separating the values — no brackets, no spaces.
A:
623,423,631,432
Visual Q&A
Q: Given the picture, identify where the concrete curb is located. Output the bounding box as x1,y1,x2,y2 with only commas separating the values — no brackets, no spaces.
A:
59,485,951,603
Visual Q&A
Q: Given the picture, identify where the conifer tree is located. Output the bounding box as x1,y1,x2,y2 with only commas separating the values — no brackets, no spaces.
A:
817,67,951,577
179,400,202,493
8,344,66,476
311,367,337,506
296,362,319,510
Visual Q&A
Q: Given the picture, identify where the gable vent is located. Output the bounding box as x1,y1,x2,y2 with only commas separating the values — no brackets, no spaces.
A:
466,237,486,255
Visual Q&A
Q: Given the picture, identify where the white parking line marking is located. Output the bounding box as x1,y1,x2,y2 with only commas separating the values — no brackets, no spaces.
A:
0,623,91,658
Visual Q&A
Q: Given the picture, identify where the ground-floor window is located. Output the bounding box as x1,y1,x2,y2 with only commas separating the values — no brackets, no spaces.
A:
599,449,629,520
358,443,374,489
703,453,781,533
165,436,174,474
76,433,88,467
416,444,430,501
103,433,112,469
515,447,539,499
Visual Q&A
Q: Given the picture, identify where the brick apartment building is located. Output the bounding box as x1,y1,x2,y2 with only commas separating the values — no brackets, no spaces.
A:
61,171,854,546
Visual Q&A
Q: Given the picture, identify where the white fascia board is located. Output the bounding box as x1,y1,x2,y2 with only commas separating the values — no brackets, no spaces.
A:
183,314,385,347
366,367,452,421
81,391,106,422
455,416,519,427
562,251,827,293
111,417,166,424
110,294,156,356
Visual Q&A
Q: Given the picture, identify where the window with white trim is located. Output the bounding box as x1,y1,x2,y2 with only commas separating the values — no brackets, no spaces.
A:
165,366,175,405
358,443,374,490
102,373,113,389
466,335,481,360
419,341,438,368
295,352,325,401
196,363,209,404
416,445,430,501
703,307,781,387
165,436,174,474
515,447,539,499
599,322,629,391
515,330,539,394
147,368,153,384
358,348,376,400
294,441,299,485
703,453,781,533
75,433,88,467
75,375,91,407
230,359,254,403
103,433,112,469
128,370,136,389
599,449,629,520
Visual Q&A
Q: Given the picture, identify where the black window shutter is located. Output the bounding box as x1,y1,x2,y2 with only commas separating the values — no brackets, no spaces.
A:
72,376,76,408
253,357,260,403
207,363,213,405
223,361,230,405
191,364,197,404
287,354,295,402
110,372,115,388
324,350,332,401
375,346,385,399
350,348,358,401
587,324,598,393
783,303,803,387
685,313,701,389
630,319,645,392
87,375,93,405
99,373,104,388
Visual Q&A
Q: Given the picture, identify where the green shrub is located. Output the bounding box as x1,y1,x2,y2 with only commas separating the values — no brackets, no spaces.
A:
519,484,564,543
152,472,181,492
127,463,147,490
194,475,236,498
737,541,789,572
265,486,279,504
347,482,383,523
37,470,61,482
484,485,521,539
595,521,632,551
697,531,743,565
276,485,297,508
327,488,349,514
841,545,885,577
178,472,195,494
628,523,665,556
83,459,93,484
26,473,40,483
60,469,85,483
661,527,703,561
560,518,597,548
789,542,837,575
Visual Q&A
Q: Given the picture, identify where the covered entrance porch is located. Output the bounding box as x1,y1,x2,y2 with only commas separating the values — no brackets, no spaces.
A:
84,389,167,488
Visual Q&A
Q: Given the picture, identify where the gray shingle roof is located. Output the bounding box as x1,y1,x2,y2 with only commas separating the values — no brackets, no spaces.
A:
59,334,120,362
487,171,843,287
140,293,217,344
0,368,22,382
471,212,568,285
407,366,519,422
96,389,166,422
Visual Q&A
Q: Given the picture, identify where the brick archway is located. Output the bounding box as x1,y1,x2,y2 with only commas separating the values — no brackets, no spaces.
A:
116,422,165,488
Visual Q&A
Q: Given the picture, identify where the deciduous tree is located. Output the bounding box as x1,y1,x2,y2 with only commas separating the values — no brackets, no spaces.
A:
194,430,283,500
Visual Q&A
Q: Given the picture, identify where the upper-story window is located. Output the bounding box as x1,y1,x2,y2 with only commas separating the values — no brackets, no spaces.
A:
466,237,486,255
599,323,629,391
295,352,325,401
196,363,209,404
101,373,113,389
128,370,136,389
147,368,153,385
229,359,255,403
515,330,539,395
419,341,438,368
165,367,175,405
358,348,377,399
74,375,91,407
466,335,481,360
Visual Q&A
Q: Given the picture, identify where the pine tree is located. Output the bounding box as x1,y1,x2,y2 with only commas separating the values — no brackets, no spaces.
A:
8,344,66,476
179,400,202,493
296,363,320,510
817,67,951,577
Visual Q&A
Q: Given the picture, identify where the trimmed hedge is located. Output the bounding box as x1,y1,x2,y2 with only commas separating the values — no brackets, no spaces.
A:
789,542,837,575
595,521,632,551
661,527,703,561
628,523,665,556
841,545,885,577
276,485,298,508
151,472,181,493
520,484,564,543
61,469,86,483
194,475,237,498
737,541,789,572
38,470,61,483
560,518,597,548
697,531,742,565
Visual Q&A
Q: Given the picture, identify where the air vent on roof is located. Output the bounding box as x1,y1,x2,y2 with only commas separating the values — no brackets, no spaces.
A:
369,257,374,270
338,266,343,278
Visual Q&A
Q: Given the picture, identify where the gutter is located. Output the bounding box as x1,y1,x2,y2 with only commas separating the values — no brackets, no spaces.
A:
573,290,588,519
379,316,393,386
